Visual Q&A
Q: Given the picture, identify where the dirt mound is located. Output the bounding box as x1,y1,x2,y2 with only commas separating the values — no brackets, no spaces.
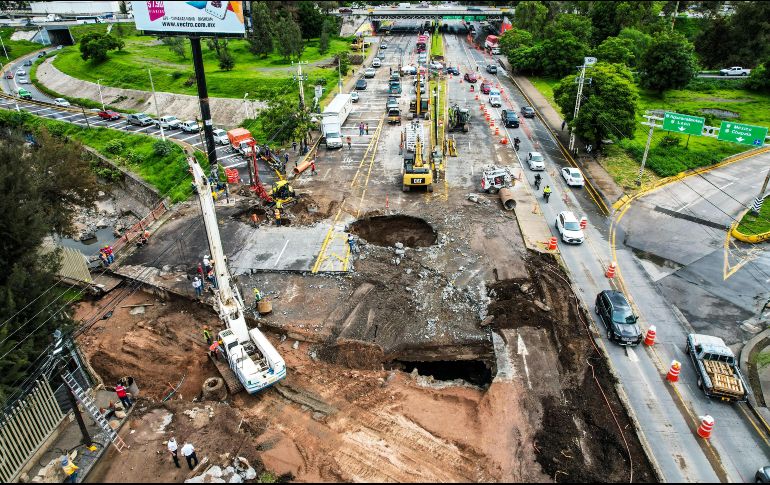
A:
289,193,340,225
349,215,437,247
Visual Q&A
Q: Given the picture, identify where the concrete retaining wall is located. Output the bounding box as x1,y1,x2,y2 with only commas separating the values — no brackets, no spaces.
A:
84,146,164,209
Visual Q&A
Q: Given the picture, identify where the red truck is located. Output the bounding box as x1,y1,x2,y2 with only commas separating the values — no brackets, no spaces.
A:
227,128,255,156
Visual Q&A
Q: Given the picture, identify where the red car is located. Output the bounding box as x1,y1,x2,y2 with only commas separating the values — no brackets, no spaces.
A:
98,110,121,120
480,82,492,94
463,72,478,83
4,72,13,79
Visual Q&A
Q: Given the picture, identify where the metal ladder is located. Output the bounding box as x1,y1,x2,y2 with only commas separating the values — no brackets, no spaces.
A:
62,372,129,453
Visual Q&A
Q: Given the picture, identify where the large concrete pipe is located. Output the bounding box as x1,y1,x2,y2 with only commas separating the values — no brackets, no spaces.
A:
499,188,516,211
293,160,312,175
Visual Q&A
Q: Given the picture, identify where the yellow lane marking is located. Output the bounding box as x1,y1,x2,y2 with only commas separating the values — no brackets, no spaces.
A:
356,116,385,217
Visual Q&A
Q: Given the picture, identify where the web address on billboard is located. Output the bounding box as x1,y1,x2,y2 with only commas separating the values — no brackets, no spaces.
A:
161,21,217,28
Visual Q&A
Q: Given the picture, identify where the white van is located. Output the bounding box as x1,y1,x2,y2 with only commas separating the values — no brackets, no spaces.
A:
489,95,502,107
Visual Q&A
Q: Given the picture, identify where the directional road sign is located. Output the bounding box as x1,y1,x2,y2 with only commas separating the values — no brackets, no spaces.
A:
717,121,769,146
662,112,705,136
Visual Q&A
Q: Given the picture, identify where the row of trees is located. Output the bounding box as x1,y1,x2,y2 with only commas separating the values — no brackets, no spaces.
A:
0,119,97,401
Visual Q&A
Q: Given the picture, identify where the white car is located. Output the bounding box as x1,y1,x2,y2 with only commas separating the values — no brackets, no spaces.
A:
17,77,30,84
372,58,382,68
555,211,585,244
527,152,545,171
212,128,228,145
179,120,200,133
15,69,26,76
429,61,443,70
350,91,359,103
54,98,70,107
719,66,750,76
561,167,584,187
364,67,376,78
401,64,417,75
155,115,181,130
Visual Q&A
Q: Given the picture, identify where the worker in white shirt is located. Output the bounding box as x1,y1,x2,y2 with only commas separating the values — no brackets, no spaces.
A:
181,442,199,470
167,437,180,468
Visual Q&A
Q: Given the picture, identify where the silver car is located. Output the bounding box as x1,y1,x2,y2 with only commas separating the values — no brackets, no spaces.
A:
527,152,545,171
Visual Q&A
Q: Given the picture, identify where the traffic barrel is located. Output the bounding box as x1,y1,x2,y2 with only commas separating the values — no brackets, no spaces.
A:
643,325,656,346
500,138,508,145
605,262,617,278
490,120,495,127
547,237,557,250
666,360,681,382
697,415,715,439
485,114,490,122
579,216,587,229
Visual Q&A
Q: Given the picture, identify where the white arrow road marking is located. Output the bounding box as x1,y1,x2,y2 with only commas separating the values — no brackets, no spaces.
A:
517,333,532,389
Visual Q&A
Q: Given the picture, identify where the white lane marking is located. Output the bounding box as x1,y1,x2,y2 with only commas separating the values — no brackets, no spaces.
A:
180,133,200,142
273,239,290,268
626,346,640,362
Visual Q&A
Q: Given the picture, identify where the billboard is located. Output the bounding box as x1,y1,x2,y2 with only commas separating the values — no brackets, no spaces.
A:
131,1,245,36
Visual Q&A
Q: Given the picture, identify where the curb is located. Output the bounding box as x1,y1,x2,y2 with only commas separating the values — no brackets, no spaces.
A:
739,329,770,435
731,206,770,243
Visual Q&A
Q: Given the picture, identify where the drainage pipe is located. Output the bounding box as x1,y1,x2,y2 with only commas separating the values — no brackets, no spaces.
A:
499,188,516,210
293,160,312,175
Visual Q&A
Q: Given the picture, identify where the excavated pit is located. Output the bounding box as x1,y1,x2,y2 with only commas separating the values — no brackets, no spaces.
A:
391,359,493,387
349,215,437,248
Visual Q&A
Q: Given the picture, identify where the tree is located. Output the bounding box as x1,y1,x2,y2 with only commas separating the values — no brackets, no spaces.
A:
553,62,639,145
259,97,313,145
248,1,274,58
274,16,304,61
746,60,770,92
337,51,350,76
639,32,698,92
296,1,324,39
218,46,235,71
507,42,546,74
499,27,534,58
514,1,549,39
540,30,590,77
589,1,664,45
0,126,97,399
319,18,333,55
162,37,187,60
595,36,636,66
723,1,770,66
617,28,652,67
79,32,124,63
206,37,227,57
545,13,593,46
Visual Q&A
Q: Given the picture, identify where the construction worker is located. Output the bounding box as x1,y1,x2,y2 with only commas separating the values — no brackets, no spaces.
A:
275,199,283,210
310,159,317,175
203,326,212,346
181,442,199,470
192,276,203,297
348,234,356,254
209,340,220,360
346,136,352,150
253,287,262,303
61,456,78,483
167,437,181,468
115,382,132,409
292,141,297,152
250,213,259,227
275,208,282,226
543,185,552,203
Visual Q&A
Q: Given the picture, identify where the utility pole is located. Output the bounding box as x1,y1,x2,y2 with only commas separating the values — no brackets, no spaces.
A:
637,115,657,187
671,0,680,31
293,61,308,110
338,56,343,94
190,37,219,181
568,57,595,153
52,330,92,446
97,79,105,111
416,68,421,117
751,168,770,215
148,69,165,141
433,85,438,146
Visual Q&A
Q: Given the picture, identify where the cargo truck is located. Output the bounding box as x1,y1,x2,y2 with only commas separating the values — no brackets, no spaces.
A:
685,333,748,402
227,128,255,156
321,93,353,149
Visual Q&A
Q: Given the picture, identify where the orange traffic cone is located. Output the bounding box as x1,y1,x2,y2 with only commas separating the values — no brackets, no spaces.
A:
697,415,714,439
495,127,499,135
579,217,587,229
666,360,681,382
547,237,557,250
490,120,495,127
500,138,508,145
605,262,617,278
644,325,656,346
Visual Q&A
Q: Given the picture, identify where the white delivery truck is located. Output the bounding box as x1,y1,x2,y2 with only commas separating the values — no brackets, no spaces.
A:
322,93,353,149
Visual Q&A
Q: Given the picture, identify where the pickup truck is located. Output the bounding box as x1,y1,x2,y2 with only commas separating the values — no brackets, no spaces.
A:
155,115,181,130
685,333,748,402
719,66,750,76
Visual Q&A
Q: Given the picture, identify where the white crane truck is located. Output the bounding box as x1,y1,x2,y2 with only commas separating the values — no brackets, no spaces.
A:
188,157,286,394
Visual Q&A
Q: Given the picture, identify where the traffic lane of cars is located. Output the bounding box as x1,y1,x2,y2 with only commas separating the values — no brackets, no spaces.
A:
1,50,56,101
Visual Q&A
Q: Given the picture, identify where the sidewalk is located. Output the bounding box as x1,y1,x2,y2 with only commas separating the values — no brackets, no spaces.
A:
739,327,770,430
510,74,625,205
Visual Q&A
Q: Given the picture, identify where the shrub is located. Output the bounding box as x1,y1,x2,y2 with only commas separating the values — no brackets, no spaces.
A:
153,139,174,157
105,139,125,154
123,150,141,164
659,134,681,148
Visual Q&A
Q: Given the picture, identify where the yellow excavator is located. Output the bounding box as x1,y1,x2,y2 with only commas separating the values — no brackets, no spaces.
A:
402,122,433,192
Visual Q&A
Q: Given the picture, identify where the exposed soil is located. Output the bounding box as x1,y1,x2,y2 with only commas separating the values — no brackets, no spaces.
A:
349,215,438,247
230,194,340,227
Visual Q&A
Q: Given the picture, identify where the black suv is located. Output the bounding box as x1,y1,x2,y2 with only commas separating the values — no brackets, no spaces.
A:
501,109,519,128
447,66,460,75
595,290,642,346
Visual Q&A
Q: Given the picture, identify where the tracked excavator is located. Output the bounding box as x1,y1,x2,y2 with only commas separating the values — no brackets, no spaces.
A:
447,104,470,132
188,156,286,394
402,121,433,192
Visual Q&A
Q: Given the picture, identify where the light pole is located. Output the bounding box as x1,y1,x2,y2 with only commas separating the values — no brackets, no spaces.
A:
243,92,250,119
0,36,8,61
97,78,105,111
148,68,164,141
338,57,342,94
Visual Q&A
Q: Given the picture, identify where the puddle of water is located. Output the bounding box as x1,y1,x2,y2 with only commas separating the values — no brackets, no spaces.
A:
54,227,116,256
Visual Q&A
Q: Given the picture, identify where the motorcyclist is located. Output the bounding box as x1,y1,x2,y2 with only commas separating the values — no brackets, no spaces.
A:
513,137,521,151
534,173,542,190
543,185,552,203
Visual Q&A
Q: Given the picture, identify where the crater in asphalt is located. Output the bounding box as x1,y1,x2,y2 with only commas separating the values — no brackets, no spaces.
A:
349,215,437,248
391,359,493,387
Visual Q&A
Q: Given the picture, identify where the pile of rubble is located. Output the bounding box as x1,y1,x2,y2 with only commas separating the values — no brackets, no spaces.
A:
185,456,258,484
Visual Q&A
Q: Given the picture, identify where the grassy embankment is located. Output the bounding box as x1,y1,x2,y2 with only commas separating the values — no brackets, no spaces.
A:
528,76,770,191
0,27,43,66
736,200,770,236
0,109,204,202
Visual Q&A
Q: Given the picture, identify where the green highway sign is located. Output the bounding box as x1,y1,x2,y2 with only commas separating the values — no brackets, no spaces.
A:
662,112,705,136
443,15,462,19
717,121,769,146
443,15,487,20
